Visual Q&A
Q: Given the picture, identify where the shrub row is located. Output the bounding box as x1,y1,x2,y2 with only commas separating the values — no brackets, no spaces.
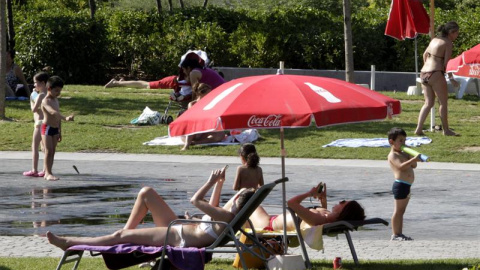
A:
13,6,480,84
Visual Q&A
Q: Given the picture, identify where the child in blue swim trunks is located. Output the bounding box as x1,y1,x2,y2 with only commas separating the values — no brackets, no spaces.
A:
387,127,421,241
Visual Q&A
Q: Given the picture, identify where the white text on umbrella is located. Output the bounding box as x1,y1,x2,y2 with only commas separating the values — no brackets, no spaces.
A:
203,83,243,110
305,82,341,103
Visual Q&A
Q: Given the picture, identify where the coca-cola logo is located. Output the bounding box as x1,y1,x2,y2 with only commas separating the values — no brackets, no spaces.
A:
468,65,480,77
248,115,282,127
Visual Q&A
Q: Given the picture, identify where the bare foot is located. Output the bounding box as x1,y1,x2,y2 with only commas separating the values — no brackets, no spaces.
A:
104,79,117,88
444,129,460,136
414,128,425,136
46,231,69,250
45,174,60,181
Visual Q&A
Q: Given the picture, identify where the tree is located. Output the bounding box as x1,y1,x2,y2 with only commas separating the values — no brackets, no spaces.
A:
343,0,354,82
203,0,208,8
156,0,162,13
168,0,172,11
89,0,96,19
179,0,184,9
1,0,7,119
6,0,13,50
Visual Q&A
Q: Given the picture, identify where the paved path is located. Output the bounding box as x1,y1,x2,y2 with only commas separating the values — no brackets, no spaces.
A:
0,151,479,262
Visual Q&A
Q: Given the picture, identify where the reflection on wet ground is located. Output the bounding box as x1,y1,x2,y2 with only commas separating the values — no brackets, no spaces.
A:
0,166,261,237
0,158,479,241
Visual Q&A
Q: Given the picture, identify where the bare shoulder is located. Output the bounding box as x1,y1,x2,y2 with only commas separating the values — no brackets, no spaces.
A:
387,150,397,161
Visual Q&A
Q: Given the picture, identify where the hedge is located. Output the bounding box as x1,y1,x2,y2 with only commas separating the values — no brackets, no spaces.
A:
12,5,480,84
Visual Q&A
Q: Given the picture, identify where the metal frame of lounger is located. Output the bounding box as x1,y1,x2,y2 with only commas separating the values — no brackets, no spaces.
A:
156,177,288,270
54,178,287,270
258,209,389,269
299,216,389,266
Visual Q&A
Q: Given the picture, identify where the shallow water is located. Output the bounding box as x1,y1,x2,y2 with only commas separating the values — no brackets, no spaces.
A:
0,159,479,241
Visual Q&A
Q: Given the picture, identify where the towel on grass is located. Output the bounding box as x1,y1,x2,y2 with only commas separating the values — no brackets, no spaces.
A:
323,136,432,148
144,129,259,146
143,135,238,146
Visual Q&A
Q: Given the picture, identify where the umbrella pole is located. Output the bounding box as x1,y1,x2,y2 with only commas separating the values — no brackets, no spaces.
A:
280,127,288,253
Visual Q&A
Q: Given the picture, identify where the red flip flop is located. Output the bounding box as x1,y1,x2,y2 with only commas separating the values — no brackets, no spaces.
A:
23,171,39,177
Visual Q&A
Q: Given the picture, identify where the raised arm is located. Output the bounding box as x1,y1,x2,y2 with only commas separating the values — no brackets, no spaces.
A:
190,169,233,223
209,166,227,207
287,186,328,226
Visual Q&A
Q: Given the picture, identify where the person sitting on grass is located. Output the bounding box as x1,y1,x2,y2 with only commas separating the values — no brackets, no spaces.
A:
181,82,226,151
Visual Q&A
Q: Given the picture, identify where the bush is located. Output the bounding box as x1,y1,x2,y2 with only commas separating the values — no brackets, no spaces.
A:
11,4,480,83
15,10,111,84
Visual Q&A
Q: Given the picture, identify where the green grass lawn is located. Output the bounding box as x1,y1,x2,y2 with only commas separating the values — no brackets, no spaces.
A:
1,85,479,163
0,257,478,270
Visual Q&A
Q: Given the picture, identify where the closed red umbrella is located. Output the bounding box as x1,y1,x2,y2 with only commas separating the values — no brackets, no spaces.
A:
385,0,430,40
446,44,480,78
169,74,401,253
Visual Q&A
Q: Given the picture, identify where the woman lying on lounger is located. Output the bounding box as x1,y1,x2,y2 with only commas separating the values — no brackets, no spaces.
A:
250,183,365,231
47,167,255,250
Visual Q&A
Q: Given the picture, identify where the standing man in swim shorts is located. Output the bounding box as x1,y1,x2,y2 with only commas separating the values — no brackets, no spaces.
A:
41,76,74,181
387,127,421,241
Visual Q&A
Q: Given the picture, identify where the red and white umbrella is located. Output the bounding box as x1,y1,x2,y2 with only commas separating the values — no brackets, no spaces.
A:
169,75,401,136
169,74,401,252
385,0,430,40
446,44,480,78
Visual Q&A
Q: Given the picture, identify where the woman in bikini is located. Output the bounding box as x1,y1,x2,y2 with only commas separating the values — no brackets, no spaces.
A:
415,21,460,136
249,183,365,231
47,167,255,250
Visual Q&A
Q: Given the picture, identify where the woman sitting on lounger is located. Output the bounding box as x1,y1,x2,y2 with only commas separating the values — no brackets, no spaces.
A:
47,167,255,250
250,183,365,231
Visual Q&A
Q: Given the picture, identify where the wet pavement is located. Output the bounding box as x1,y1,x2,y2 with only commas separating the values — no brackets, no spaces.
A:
0,151,479,260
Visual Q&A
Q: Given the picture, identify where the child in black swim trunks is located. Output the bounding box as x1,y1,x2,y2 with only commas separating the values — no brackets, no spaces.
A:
387,127,421,241
41,76,74,181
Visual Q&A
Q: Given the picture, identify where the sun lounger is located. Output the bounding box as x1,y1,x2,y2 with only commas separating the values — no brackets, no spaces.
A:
54,178,287,270
255,208,389,268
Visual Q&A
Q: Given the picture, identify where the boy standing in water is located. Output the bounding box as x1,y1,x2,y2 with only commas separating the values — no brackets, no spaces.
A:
387,127,421,241
23,72,49,177
41,76,74,181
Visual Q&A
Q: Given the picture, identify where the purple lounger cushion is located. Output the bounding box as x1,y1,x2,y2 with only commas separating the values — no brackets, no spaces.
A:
68,244,212,270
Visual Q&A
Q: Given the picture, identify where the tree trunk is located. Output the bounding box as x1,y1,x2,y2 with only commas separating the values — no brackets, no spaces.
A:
156,0,162,13
13,0,26,5
343,0,355,83
1,0,7,118
203,0,208,8
168,0,173,12
179,0,184,9
89,0,96,19
6,0,14,51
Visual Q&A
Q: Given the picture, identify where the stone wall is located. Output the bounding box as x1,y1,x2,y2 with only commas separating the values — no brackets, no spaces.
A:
215,67,418,92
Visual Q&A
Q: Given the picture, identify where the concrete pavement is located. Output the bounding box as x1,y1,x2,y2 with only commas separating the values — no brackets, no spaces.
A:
0,151,479,262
